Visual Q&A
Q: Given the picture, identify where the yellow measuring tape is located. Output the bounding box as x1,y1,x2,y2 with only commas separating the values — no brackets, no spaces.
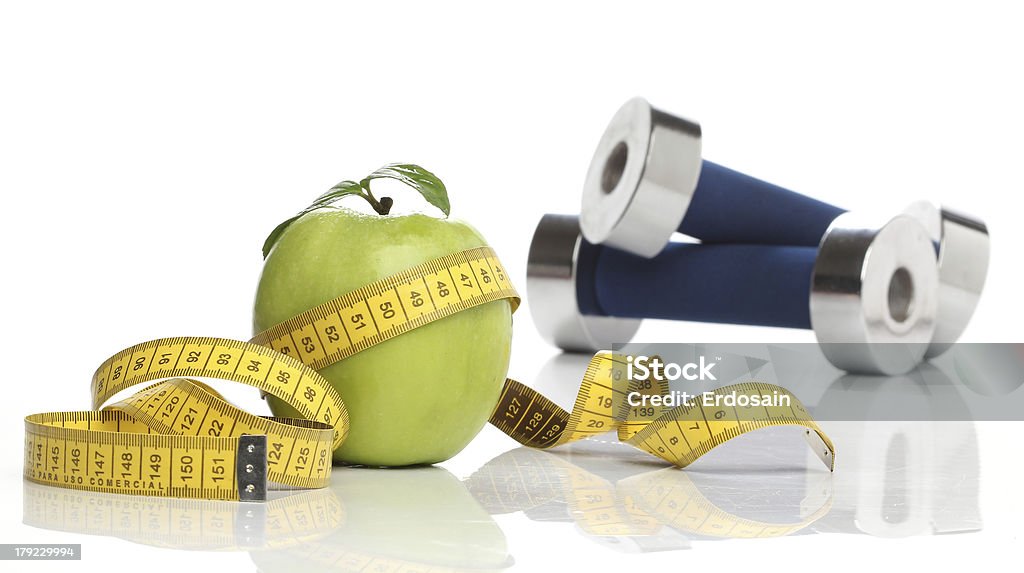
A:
25,246,834,502
491,352,834,470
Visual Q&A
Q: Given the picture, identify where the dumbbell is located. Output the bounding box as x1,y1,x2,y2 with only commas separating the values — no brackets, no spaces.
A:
579,98,989,358
526,213,939,375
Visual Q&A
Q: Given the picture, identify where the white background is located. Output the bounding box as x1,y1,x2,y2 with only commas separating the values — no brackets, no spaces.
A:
1,1,1022,571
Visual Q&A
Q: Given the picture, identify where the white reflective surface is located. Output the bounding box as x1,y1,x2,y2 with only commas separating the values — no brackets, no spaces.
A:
16,418,987,570
12,349,1015,572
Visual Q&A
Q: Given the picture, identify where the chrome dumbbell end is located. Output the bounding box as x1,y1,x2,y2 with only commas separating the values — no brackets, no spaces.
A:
580,97,702,258
903,201,990,358
810,212,939,375
526,214,642,353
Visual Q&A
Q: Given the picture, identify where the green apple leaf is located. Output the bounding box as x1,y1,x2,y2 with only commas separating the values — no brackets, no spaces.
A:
261,165,450,259
361,163,450,217
310,179,365,210
261,180,363,258
261,215,300,259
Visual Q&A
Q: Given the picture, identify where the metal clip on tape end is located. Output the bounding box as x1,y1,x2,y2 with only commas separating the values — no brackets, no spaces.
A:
237,435,268,502
528,213,939,375
580,97,990,359
803,429,833,470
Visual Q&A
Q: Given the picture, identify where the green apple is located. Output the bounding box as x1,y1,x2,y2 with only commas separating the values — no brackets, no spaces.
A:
253,165,513,466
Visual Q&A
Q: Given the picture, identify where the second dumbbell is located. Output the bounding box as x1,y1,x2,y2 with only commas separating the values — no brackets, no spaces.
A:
528,213,939,375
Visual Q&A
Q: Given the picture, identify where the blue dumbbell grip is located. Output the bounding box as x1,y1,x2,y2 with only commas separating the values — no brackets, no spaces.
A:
680,161,846,247
578,242,816,329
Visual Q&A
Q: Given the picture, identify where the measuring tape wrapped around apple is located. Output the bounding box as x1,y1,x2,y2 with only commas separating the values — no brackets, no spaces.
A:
24,165,835,501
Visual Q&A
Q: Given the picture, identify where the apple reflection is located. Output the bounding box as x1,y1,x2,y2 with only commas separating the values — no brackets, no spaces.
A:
250,467,512,572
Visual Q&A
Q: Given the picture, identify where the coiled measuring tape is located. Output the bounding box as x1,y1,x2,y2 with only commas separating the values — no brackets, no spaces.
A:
491,353,835,470
25,246,835,502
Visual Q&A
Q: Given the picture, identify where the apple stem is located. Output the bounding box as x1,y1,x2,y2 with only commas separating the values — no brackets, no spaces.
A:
360,185,393,216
